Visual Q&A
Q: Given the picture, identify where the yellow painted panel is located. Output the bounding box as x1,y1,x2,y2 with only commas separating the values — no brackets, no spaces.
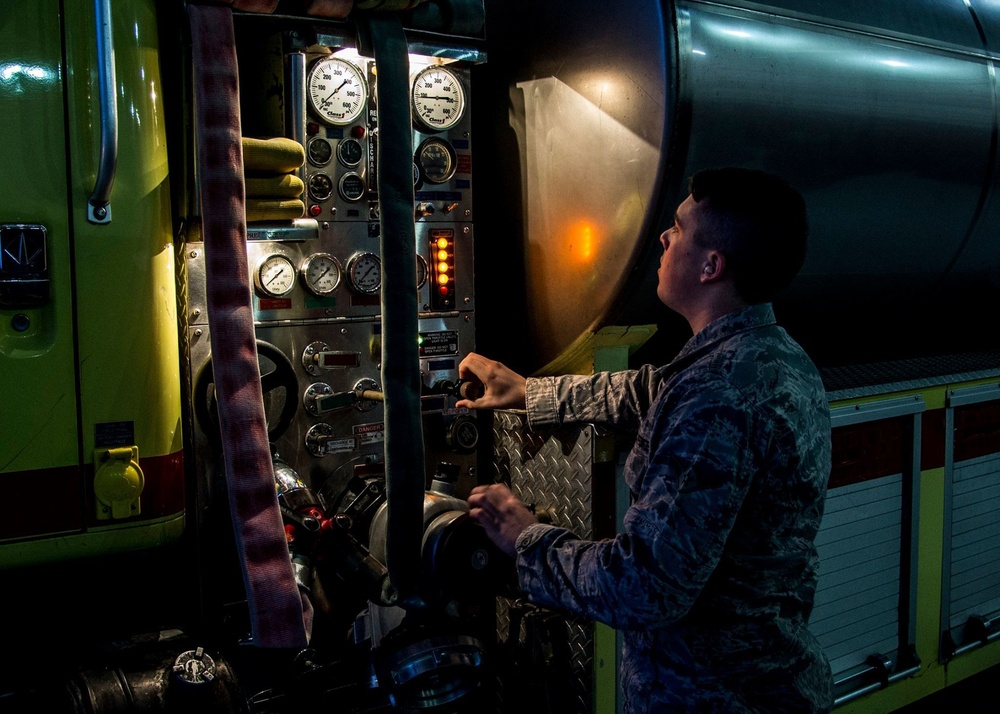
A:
0,512,185,568
0,0,81,475
62,0,181,462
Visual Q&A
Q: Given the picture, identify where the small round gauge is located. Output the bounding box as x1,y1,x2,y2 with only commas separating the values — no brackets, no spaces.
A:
416,254,428,289
308,57,368,126
308,173,334,202
411,65,466,132
308,138,333,166
254,254,296,298
339,172,366,202
301,253,342,296
416,137,457,184
338,137,363,167
346,252,382,294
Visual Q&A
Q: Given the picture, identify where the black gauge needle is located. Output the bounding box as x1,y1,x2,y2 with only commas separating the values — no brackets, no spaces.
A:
324,79,349,103
267,270,286,287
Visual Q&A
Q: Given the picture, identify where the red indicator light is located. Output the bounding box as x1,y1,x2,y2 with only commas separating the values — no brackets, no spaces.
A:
438,286,450,296
309,204,322,217
307,122,320,135
351,125,366,139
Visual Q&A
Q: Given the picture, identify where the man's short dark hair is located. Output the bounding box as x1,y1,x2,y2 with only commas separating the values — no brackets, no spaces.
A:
688,167,808,304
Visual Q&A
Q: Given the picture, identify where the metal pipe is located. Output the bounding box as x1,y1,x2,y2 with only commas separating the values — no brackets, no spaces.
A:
287,52,307,182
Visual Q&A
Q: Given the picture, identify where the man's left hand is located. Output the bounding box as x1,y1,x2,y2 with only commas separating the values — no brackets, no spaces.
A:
467,484,539,557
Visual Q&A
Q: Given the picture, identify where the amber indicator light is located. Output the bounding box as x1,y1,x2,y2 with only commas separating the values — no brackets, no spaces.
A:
429,229,455,309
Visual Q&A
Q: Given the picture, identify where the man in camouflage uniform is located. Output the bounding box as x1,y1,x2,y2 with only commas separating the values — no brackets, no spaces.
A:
458,168,833,712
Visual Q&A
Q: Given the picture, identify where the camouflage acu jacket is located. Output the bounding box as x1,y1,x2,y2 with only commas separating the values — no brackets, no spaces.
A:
516,303,834,713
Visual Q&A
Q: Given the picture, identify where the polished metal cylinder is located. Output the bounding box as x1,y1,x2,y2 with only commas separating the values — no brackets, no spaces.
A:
478,0,1000,375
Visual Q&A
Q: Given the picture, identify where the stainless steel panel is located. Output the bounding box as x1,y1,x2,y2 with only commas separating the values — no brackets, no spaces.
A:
188,310,479,499
187,222,474,326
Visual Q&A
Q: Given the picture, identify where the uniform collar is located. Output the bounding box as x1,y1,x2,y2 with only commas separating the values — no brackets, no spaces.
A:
675,303,776,360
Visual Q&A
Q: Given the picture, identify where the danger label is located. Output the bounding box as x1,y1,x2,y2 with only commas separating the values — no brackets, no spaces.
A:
419,330,459,357
354,422,386,446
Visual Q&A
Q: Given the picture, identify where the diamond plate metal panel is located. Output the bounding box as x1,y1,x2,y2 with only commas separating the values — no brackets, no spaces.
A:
493,410,596,539
493,410,597,714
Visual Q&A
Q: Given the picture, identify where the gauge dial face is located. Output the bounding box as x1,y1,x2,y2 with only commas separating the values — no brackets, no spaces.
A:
308,173,334,202
346,252,382,294
411,65,466,131
417,138,457,184
308,138,333,166
339,172,366,202
337,137,363,167
301,253,342,296
416,254,428,289
255,254,296,298
308,57,368,126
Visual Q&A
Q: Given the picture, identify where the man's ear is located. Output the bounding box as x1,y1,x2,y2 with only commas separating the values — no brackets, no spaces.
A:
702,251,725,281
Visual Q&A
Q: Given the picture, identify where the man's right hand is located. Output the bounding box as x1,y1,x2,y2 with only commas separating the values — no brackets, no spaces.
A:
456,352,527,411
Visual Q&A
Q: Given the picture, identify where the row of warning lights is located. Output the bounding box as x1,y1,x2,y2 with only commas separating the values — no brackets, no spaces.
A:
432,234,455,301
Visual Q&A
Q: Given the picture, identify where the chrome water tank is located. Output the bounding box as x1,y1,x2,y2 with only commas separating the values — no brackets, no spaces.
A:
475,0,1000,378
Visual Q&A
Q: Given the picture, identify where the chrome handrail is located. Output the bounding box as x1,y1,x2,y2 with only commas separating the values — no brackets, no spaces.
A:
87,0,117,224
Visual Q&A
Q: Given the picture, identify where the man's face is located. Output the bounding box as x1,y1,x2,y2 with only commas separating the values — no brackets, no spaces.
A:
656,194,708,311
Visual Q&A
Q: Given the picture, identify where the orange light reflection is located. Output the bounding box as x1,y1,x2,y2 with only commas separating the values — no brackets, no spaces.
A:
567,220,598,264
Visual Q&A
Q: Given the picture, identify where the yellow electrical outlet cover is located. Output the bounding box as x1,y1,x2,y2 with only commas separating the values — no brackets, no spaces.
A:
93,446,144,520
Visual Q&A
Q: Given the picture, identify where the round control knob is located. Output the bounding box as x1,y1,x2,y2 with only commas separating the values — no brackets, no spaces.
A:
446,415,479,453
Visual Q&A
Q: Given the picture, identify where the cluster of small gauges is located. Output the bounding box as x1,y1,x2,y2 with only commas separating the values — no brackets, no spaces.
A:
253,250,429,299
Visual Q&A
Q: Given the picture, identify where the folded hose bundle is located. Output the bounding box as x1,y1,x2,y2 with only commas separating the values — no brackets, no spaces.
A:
245,173,305,198
242,137,306,222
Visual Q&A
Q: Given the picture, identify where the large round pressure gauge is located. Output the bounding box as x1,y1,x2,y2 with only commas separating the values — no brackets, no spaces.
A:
255,254,296,298
346,252,382,294
411,66,466,131
301,253,342,296
308,57,368,126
